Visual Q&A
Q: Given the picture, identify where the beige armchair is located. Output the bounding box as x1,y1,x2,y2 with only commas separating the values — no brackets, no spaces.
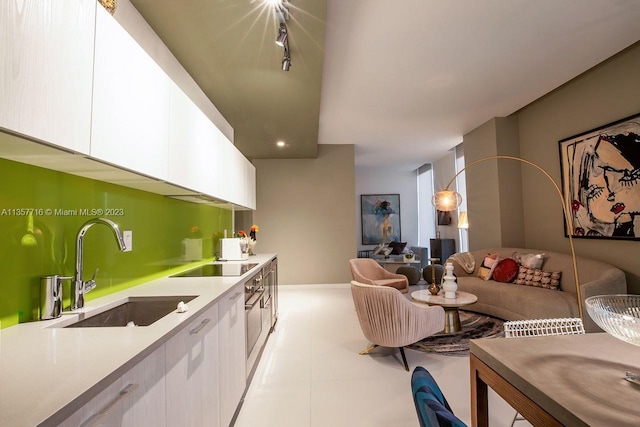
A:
350,281,445,371
349,258,409,294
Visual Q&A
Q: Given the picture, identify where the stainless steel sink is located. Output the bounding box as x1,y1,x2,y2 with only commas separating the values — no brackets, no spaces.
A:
62,296,197,328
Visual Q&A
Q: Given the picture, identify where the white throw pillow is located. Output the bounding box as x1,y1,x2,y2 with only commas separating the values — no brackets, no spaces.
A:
512,252,545,269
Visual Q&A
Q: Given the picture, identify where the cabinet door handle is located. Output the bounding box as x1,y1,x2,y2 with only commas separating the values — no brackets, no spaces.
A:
189,318,211,335
230,291,242,301
81,383,139,427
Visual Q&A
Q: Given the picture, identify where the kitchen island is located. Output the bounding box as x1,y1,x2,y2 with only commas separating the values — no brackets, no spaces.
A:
0,254,277,427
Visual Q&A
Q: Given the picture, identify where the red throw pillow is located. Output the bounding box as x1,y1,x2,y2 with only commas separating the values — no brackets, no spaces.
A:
492,258,519,283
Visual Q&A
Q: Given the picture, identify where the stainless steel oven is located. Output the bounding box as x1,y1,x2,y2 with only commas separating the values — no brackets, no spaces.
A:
244,272,264,357
260,259,278,331
246,259,279,379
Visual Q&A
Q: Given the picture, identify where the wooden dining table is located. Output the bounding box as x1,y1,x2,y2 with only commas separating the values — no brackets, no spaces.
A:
470,333,640,426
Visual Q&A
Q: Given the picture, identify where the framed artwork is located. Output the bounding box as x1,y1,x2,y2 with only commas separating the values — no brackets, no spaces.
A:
361,194,401,245
437,210,452,226
559,112,640,240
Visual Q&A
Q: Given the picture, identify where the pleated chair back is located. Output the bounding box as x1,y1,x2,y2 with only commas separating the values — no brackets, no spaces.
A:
350,281,445,349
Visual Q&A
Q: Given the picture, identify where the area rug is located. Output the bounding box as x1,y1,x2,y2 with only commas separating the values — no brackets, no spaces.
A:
407,311,505,357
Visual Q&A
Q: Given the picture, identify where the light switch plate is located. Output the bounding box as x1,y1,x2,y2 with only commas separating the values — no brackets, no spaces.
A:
123,230,133,252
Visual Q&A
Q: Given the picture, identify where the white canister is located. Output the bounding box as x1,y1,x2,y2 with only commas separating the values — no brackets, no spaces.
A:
182,238,203,261
220,238,243,260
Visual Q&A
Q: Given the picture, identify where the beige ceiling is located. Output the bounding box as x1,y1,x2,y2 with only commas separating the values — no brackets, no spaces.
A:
130,0,326,160
130,0,640,170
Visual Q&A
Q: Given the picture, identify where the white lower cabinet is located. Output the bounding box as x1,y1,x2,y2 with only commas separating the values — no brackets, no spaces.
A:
165,303,220,427
59,290,247,427
218,284,247,426
60,346,166,427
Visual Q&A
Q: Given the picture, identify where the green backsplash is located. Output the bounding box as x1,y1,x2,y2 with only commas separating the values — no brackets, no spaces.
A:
0,158,232,328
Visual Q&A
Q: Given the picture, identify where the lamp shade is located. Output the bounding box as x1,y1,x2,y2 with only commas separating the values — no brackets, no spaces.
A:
458,211,469,229
432,190,462,212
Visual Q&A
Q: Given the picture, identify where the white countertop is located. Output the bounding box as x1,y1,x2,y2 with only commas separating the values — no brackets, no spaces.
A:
0,254,276,427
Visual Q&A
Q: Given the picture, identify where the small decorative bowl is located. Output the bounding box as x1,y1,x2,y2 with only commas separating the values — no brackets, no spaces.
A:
585,294,640,346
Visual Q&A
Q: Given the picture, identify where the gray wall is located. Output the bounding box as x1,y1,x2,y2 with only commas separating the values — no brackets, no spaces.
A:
463,41,640,293
253,145,356,285
464,117,525,249
518,41,640,293
355,167,419,251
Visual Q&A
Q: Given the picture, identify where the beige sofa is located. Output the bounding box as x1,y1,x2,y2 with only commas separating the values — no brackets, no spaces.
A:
445,247,627,332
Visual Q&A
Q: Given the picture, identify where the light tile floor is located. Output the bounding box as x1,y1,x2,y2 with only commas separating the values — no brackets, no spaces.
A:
235,284,528,427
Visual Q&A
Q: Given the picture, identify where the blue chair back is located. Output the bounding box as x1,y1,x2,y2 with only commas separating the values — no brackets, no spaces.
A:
411,366,467,427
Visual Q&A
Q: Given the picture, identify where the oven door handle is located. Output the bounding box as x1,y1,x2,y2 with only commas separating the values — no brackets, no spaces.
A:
245,290,264,309
262,296,272,309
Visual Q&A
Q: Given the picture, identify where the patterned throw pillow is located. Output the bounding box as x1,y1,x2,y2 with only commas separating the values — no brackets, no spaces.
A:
512,252,545,269
477,253,499,281
514,266,561,290
492,258,519,283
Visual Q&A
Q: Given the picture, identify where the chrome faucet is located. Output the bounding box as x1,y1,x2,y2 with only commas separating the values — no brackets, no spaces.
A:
73,218,127,310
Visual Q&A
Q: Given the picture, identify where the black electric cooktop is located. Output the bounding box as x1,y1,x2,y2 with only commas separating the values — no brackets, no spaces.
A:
170,263,258,278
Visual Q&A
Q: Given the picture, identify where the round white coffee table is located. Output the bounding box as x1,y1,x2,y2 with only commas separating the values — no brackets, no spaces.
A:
411,290,478,334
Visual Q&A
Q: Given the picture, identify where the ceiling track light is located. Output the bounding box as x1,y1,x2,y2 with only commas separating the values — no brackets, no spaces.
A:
282,53,291,71
271,0,291,71
276,22,291,71
276,23,287,47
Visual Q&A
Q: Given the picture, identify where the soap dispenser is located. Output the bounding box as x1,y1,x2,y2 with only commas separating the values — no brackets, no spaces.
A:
40,275,72,320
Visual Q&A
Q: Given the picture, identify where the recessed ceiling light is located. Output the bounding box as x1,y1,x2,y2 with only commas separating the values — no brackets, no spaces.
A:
264,0,282,6
276,141,286,147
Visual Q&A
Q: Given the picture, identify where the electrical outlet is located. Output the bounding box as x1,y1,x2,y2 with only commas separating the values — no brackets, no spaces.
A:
123,230,133,252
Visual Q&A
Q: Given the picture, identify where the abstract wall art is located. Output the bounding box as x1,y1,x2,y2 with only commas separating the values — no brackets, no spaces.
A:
559,113,640,240
361,194,401,245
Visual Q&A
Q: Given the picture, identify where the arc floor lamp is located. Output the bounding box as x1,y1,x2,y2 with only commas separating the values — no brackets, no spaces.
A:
431,155,583,321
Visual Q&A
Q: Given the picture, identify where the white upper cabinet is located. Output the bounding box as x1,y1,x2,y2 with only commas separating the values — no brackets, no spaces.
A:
234,147,256,210
168,82,220,196
91,5,170,181
211,137,256,209
1,2,255,209
169,82,256,209
244,160,257,209
0,0,95,154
